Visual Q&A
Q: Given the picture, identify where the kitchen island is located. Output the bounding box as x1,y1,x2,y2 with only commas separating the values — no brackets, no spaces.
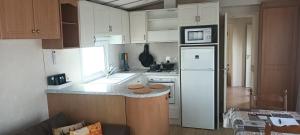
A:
47,76,170,135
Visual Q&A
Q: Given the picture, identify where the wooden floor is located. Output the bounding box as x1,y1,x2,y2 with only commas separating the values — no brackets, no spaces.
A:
226,87,250,110
170,126,233,135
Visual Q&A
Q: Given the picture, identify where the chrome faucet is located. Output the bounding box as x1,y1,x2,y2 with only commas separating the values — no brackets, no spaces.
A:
105,64,117,78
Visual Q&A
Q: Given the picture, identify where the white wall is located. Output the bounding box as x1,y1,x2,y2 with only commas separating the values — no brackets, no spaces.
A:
228,18,252,87
124,43,179,69
0,40,48,134
43,44,124,82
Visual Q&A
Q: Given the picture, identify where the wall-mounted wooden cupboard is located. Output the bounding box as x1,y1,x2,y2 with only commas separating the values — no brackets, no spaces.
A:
0,0,60,39
258,1,300,110
43,0,80,49
178,2,219,26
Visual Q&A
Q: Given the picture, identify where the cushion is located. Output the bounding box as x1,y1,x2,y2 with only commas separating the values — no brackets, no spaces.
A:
53,121,86,135
70,122,103,135
15,113,70,135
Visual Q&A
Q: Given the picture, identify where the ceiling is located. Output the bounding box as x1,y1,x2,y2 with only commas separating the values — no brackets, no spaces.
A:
88,0,163,10
87,0,286,10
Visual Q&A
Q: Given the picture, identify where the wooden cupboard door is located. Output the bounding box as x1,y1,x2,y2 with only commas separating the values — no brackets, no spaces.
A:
33,0,60,39
126,95,169,135
78,1,95,46
198,2,219,25
259,6,299,110
178,4,198,26
121,11,131,44
94,4,110,35
0,0,35,39
110,8,123,35
130,11,147,43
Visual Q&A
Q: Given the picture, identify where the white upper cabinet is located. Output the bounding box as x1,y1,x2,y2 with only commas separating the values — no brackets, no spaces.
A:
130,11,147,44
78,1,95,46
94,4,110,35
178,4,198,26
198,2,219,25
178,2,219,26
121,11,130,44
110,8,123,35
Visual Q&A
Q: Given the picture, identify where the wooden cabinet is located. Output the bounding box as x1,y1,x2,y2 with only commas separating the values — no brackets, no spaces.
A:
43,0,80,49
47,94,127,124
122,11,131,44
259,1,300,110
130,11,147,43
78,1,95,46
126,94,169,135
33,0,60,39
178,2,219,26
0,0,60,39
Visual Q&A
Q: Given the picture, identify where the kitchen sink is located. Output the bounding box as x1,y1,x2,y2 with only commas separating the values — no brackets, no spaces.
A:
89,73,136,84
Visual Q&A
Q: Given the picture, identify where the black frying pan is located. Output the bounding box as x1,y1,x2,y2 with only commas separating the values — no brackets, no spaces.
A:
139,44,154,67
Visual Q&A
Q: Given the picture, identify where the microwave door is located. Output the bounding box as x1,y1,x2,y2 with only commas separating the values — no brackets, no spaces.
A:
185,29,206,44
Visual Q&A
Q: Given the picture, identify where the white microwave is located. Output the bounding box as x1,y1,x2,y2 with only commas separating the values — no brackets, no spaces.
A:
180,25,218,44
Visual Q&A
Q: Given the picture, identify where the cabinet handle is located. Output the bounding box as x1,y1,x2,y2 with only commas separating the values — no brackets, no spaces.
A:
144,34,146,40
32,29,36,33
94,36,96,43
198,16,201,22
195,16,198,22
36,29,40,33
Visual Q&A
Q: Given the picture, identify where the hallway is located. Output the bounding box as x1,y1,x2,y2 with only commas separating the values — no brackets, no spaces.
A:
226,87,250,110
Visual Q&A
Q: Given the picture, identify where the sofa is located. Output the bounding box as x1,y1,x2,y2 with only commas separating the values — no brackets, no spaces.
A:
15,113,130,135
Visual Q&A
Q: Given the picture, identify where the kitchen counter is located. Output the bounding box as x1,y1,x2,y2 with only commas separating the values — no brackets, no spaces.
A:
46,73,170,98
122,69,179,76
47,84,170,98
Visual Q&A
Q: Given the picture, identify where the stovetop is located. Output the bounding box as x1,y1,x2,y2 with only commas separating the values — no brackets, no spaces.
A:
147,69,177,73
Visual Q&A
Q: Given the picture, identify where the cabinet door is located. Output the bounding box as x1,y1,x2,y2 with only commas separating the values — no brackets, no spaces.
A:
33,0,60,39
110,8,123,35
198,2,219,25
130,11,147,43
0,0,35,39
78,1,95,46
178,4,198,26
94,4,110,36
259,6,299,110
121,11,130,44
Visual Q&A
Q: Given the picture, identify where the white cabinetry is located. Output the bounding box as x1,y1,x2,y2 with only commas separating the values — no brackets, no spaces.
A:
109,8,123,35
130,11,147,43
121,11,131,44
147,9,178,43
78,1,95,47
178,2,219,26
94,4,110,35
79,1,130,46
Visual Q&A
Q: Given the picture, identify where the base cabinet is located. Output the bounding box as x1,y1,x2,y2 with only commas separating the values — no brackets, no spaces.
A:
126,94,169,135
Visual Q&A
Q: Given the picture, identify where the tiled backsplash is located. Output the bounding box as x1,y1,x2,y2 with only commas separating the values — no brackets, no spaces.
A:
124,43,179,69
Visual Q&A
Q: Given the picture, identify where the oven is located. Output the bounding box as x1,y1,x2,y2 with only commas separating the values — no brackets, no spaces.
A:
148,77,175,104
180,25,218,44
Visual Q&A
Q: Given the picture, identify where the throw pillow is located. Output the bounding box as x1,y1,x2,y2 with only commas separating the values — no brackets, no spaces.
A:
53,121,86,135
70,122,103,135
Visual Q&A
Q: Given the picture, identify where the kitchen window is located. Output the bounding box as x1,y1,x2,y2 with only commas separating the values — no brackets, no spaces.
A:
81,45,106,82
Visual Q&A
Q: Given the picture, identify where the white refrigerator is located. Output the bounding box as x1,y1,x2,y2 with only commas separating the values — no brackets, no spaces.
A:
181,46,216,129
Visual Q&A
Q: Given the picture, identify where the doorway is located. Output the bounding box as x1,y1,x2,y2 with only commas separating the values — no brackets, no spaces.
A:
220,13,259,111
226,17,253,110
